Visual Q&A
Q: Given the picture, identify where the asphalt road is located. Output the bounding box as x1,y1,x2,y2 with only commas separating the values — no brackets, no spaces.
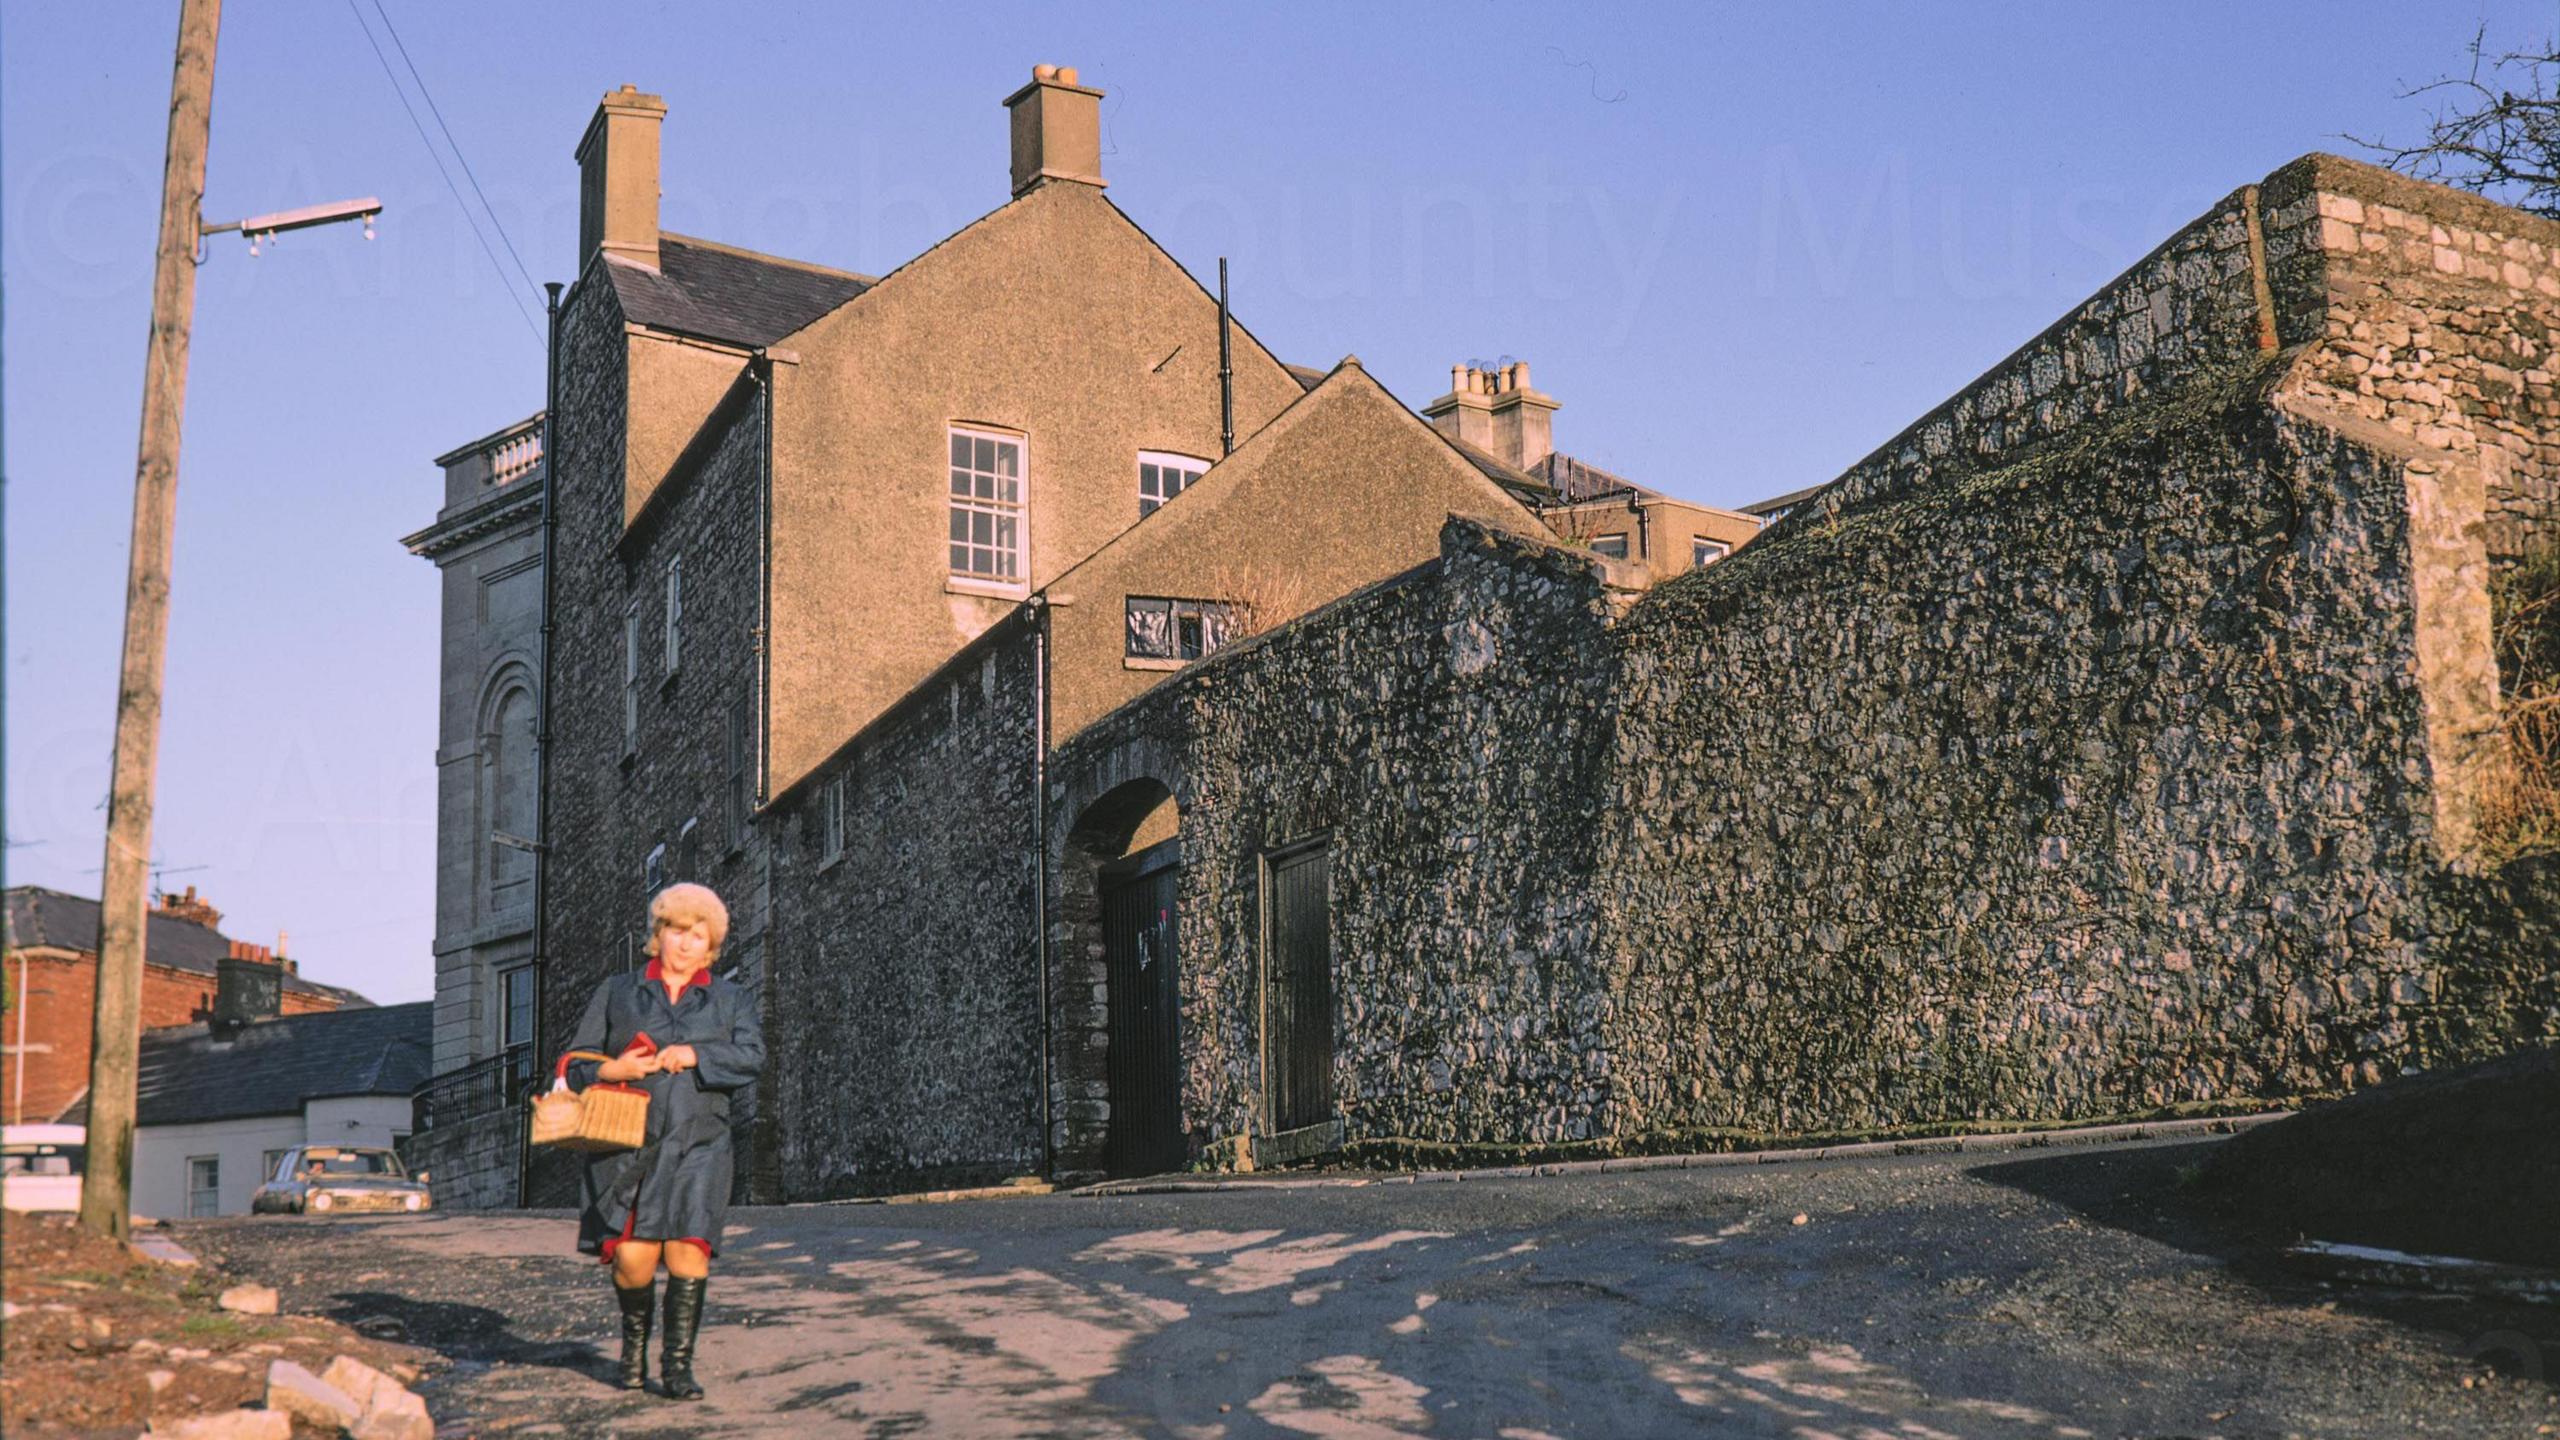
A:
178,1138,2558,1439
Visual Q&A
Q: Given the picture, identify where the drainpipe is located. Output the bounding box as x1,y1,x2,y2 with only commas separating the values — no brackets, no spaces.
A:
523,279,564,1208
1027,595,1054,1178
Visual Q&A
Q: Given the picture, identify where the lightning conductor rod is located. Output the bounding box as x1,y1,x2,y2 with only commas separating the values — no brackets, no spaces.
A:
1218,257,1235,458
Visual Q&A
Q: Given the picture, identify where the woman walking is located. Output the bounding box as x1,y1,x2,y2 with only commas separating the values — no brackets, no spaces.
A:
557,882,764,1400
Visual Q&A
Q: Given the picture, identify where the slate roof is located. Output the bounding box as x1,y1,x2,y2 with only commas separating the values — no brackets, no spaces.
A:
57,1002,434,1128
603,234,874,348
5,887,371,1008
1442,436,1559,506
1741,481,1829,519
1529,452,1663,504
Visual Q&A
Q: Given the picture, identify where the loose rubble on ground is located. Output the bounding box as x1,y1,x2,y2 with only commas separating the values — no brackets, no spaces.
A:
0,1213,436,1438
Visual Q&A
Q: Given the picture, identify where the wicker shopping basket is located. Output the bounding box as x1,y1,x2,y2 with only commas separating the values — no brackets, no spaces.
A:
529,1050,649,1154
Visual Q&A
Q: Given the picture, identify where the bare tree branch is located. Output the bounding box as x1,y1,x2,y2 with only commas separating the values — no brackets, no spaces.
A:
2348,24,2560,218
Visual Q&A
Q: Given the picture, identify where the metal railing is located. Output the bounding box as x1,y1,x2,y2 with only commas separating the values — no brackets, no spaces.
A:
411,1047,537,1134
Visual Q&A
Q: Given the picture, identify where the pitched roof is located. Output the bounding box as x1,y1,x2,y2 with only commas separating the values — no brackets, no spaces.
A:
1442,435,1559,505
604,233,874,349
1741,481,1828,519
1529,452,1662,504
57,1002,433,1128
4,887,372,1008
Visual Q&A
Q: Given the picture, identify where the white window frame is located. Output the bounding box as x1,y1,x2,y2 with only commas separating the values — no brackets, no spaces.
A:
947,425,1027,591
663,553,684,679
186,1155,220,1218
622,599,642,755
1590,533,1630,561
1137,450,1210,518
645,842,668,892
820,775,847,867
1692,538,1730,568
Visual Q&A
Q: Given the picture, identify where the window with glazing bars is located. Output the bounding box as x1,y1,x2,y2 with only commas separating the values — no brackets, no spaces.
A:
1692,538,1730,568
1137,451,1208,517
1126,597,1235,662
948,428,1024,580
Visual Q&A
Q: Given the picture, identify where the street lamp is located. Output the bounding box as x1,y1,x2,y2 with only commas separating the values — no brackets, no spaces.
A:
199,196,382,257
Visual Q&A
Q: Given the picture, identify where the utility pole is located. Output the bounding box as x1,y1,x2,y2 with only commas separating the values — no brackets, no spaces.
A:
81,0,222,1242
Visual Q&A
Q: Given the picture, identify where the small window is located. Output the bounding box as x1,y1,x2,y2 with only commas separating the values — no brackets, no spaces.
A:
1126,597,1235,662
187,1156,220,1218
677,816,700,881
663,554,684,678
948,427,1025,582
821,775,847,865
1692,539,1730,568
622,600,642,754
725,697,751,852
1137,451,1209,517
1591,533,1629,560
501,965,536,1050
645,843,667,892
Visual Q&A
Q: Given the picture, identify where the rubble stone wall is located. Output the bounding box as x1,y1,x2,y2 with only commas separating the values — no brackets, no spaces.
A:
763,625,1046,1199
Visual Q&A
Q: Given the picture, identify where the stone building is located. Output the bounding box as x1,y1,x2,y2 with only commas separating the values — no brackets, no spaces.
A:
3,887,369,1126
402,414,546,1084
407,62,2556,1204
760,152,2559,1195
1423,361,1766,579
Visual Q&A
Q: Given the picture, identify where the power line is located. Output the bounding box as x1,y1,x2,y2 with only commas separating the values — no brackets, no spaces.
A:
364,0,542,301
343,0,542,349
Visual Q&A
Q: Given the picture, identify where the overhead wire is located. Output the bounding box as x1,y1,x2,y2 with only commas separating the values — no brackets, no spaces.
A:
343,0,543,349
364,0,544,301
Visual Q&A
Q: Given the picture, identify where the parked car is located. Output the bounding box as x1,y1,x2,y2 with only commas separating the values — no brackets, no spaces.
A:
1,1124,85,1212
249,1145,431,1215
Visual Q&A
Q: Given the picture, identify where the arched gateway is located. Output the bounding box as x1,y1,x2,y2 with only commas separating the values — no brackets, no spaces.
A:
1048,737,1188,1179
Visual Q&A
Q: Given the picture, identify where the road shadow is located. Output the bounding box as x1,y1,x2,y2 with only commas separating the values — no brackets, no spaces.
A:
313,1290,616,1387
1978,1140,2560,1388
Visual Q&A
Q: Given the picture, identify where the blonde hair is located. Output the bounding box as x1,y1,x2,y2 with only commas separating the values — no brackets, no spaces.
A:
643,882,730,960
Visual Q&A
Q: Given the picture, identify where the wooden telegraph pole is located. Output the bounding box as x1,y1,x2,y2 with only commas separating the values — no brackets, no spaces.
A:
80,0,222,1241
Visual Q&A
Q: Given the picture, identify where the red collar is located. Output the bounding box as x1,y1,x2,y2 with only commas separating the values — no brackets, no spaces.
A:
643,957,715,993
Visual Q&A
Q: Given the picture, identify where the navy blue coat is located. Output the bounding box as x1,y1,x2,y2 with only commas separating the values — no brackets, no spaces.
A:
561,962,765,1258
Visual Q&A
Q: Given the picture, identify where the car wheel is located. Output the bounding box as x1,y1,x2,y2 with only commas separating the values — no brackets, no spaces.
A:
309,1191,334,1213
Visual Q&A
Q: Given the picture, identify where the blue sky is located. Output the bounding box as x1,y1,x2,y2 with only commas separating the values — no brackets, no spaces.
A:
6,2,2551,1004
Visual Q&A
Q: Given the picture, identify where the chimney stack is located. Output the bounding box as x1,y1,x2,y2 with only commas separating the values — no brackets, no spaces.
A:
576,84,667,272
1423,361,1559,472
154,885,222,930
1004,65,1106,197
213,944,284,1035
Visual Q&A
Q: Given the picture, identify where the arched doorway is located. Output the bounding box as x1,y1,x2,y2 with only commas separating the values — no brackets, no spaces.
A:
1056,769,1185,1178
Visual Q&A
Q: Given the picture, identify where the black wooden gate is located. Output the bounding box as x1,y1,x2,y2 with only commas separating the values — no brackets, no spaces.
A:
1264,842,1335,1135
1102,841,1184,1178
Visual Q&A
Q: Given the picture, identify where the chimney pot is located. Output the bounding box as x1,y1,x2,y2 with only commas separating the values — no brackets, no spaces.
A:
1004,65,1106,196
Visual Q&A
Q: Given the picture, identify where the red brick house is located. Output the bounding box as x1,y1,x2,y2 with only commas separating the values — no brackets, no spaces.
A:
3,887,371,1124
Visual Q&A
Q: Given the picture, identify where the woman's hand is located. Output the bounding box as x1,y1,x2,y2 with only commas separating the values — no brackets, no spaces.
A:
656,1044,699,1074
597,1047,662,1083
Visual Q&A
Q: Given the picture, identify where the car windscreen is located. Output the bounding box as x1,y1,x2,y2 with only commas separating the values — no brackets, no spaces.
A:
2,1144,84,1177
305,1151,402,1177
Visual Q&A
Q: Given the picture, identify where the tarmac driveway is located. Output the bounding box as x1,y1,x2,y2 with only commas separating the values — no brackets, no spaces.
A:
178,1137,2558,1438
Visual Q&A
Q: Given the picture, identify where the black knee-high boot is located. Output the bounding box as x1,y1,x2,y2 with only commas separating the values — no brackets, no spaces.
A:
614,1280,654,1390
660,1276,707,1400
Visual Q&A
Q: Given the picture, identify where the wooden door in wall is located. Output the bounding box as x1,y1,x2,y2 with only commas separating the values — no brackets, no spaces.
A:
1263,841,1336,1137
1102,841,1185,1178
